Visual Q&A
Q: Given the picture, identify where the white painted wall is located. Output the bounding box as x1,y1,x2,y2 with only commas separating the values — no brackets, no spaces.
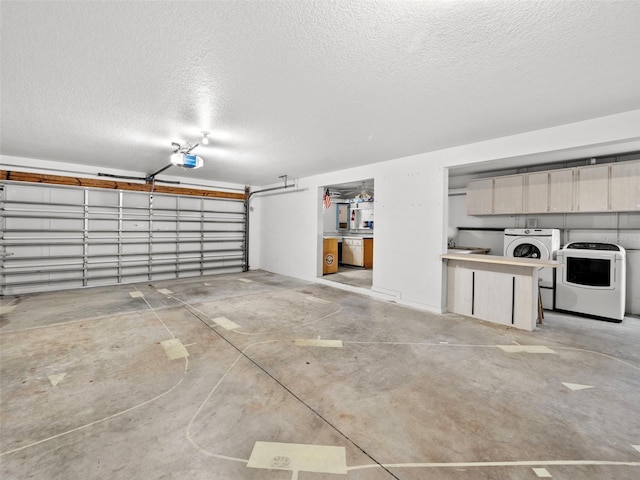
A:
252,110,640,314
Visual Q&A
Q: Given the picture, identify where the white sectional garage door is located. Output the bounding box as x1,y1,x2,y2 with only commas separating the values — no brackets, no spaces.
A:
0,182,246,295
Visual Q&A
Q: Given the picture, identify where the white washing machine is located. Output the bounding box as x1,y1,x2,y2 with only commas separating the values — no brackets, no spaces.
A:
556,243,626,322
504,228,561,309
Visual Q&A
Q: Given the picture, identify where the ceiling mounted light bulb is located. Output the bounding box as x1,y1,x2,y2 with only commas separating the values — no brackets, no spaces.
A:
201,131,209,145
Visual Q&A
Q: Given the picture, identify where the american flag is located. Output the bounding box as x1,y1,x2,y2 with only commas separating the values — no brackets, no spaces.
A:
323,188,331,209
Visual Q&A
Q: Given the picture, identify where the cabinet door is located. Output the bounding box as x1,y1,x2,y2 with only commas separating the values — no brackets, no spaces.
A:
342,239,363,266
363,238,374,269
525,172,549,213
610,161,640,211
576,165,609,212
351,246,363,266
323,239,338,274
349,239,364,266
473,269,516,326
466,179,493,215
493,175,524,214
341,243,354,265
549,169,574,212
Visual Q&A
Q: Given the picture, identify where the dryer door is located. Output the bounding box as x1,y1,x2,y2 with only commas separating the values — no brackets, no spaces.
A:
505,238,551,260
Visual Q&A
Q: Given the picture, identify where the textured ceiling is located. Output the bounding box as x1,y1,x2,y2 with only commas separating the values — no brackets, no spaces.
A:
1,1,639,186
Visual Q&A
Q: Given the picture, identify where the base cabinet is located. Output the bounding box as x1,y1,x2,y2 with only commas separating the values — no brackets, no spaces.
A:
341,238,373,268
444,257,548,331
323,238,338,274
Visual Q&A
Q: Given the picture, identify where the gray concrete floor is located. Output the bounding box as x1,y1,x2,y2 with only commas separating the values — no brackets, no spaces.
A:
1,270,639,480
324,265,373,289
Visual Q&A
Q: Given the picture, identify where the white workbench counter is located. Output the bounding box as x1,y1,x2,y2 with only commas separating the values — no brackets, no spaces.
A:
440,254,561,331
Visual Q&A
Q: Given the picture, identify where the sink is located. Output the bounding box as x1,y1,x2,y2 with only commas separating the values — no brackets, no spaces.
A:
447,246,491,254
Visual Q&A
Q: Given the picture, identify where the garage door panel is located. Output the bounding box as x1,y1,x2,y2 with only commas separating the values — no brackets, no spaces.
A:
88,244,118,255
49,188,84,204
151,243,177,254
88,189,119,205
89,218,118,230
178,242,200,251
122,191,148,207
1,183,245,294
153,195,177,209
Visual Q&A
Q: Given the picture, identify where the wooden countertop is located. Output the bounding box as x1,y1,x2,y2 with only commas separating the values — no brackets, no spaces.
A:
440,253,561,269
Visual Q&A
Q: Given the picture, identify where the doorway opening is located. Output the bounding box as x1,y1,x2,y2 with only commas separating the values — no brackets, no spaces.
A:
320,179,374,289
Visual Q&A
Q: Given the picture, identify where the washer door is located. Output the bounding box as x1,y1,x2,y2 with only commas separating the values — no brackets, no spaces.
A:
505,238,551,260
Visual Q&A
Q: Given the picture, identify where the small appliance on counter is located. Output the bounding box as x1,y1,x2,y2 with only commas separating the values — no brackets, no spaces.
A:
555,242,626,322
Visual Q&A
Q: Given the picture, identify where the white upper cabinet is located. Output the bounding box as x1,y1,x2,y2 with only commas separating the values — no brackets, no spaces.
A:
465,159,640,216
576,164,609,212
549,169,575,212
610,161,640,211
466,178,493,215
525,172,550,213
493,175,524,214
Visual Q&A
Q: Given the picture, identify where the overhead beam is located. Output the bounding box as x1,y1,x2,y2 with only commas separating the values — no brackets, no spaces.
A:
0,170,246,200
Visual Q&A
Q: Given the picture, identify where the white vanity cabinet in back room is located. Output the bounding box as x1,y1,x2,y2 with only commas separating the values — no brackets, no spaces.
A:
341,238,361,266
341,237,373,268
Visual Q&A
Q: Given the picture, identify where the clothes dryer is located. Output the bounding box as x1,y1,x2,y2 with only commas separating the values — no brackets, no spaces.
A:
555,243,626,322
504,228,560,309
